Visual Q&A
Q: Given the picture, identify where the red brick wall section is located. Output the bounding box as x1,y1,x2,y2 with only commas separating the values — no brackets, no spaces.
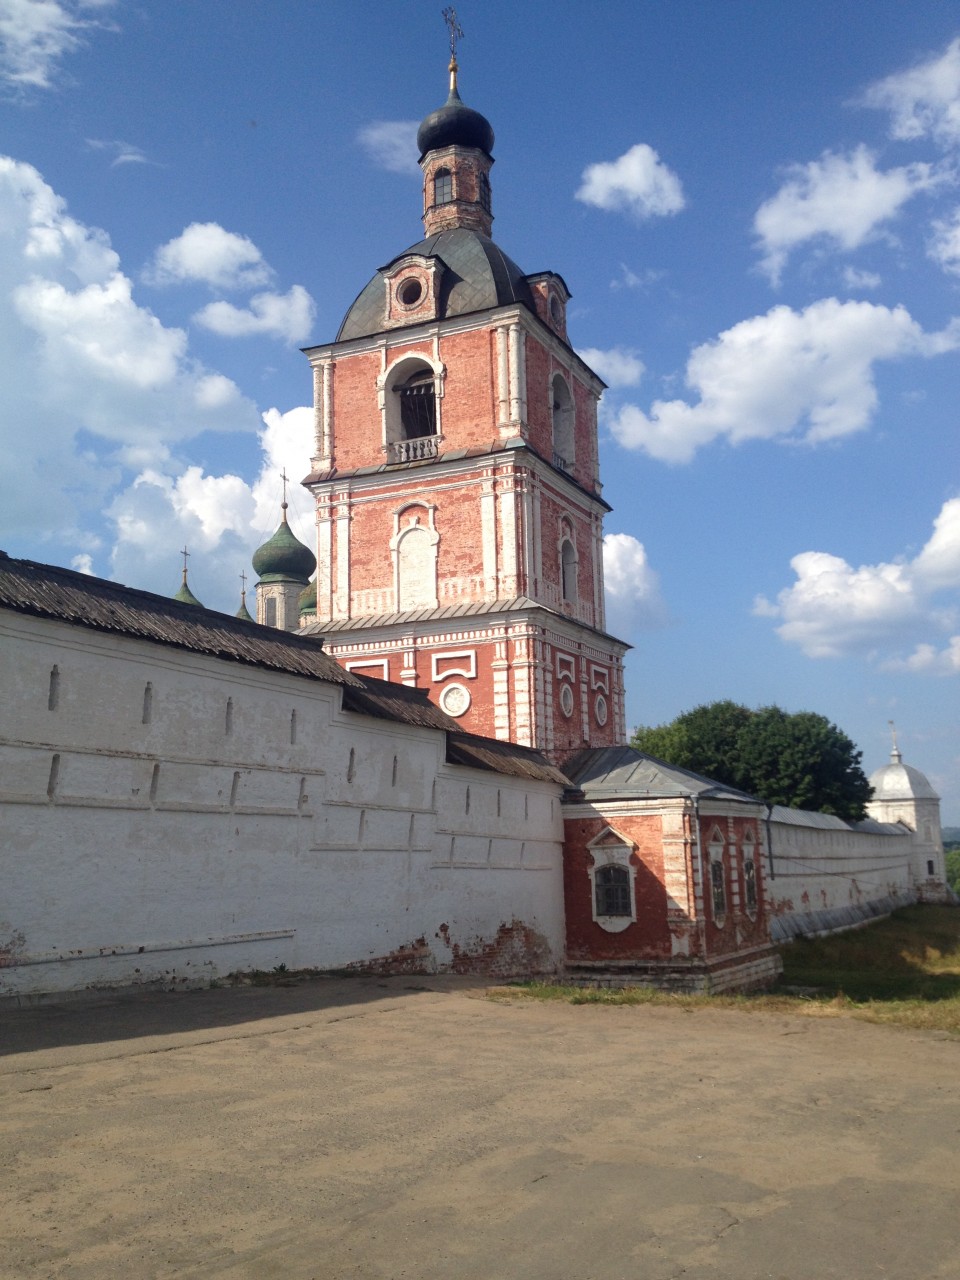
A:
343,920,555,978
330,351,384,471
437,330,499,448
697,813,771,959
563,814,679,962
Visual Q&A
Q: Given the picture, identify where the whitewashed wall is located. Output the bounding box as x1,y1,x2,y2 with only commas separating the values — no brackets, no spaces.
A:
0,612,566,998
764,807,919,940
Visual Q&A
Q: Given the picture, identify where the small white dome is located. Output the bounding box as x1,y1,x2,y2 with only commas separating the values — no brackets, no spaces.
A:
869,747,939,801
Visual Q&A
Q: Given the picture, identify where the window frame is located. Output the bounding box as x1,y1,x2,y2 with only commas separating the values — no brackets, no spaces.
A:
586,829,637,933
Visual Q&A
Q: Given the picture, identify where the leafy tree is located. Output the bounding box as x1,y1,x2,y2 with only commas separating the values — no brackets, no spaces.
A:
631,701,873,822
945,846,960,895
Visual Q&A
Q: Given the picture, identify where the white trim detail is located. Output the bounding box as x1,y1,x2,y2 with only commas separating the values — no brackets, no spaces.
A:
438,682,471,718
556,652,576,683
431,650,477,682
345,659,389,679
586,827,637,933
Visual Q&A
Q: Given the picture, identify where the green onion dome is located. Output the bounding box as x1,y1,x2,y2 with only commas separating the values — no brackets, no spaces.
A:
252,507,317,584
298,578,317,617
174,572,203,607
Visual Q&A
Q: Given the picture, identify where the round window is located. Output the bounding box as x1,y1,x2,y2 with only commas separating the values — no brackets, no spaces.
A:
398,278,424,307
595,693,608,726
549,294,563,326
559,683,574,718
439,682,471,718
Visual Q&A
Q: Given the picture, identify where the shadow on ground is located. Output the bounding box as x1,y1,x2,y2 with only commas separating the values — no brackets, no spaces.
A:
0,974,479,1059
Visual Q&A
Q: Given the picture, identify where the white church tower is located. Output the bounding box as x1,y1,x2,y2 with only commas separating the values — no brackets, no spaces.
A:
867,728,951,902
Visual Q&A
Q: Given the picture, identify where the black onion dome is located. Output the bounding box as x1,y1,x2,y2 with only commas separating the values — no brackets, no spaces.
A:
417,84,494,158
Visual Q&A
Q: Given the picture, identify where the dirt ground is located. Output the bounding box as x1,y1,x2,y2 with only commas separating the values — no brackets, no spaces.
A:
1,977,958,1280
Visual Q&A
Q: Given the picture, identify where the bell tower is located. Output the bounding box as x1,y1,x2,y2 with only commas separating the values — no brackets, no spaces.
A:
300,48,628,764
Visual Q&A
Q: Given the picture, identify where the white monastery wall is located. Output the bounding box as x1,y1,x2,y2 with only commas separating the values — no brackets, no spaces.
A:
0,612,565,998
765,808,917,941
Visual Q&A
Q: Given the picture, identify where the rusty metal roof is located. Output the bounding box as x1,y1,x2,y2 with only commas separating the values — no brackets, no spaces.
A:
446,732,570,785
341,674,460,731
0,552,357,685
1,552,568,787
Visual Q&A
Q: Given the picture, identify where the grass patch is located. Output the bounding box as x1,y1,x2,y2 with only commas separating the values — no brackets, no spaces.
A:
488,906,960,1035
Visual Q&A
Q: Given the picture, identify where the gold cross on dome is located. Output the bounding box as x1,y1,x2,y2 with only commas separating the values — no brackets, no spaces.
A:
442,6,463,62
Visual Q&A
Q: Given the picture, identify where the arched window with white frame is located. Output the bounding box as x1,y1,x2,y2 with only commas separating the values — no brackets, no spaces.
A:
586,828,637,932
708,827,727,922
380,356,443,463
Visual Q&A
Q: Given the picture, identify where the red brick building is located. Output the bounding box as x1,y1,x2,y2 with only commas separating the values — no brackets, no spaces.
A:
289,57,784,990
300,60,627,763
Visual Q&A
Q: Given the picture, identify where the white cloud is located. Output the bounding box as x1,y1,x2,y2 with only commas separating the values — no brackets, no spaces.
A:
602,532,667,635
0,155,259,550
842,265,882,290
578,346,644,387
108,406,315,607
609,263,665,292
194,285,316,344
609,298,960,464
70,552,94,574
861,36,960,148
16,272,186,387
754,147,939,284
884,638,960,675
576,144,685,221
755,498,960,668
929,207,960,276
86,138,151,167
0,0,112,91
357,121,420,175
146,222,274,290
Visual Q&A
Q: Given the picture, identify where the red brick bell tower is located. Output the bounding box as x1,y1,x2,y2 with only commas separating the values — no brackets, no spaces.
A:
300,55,628,765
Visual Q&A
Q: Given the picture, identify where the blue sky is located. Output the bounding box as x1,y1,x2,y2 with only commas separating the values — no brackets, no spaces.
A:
1,0,958,820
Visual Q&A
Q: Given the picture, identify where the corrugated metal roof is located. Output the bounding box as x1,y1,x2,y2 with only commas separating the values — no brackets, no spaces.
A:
0,553,357,685
562,745,761,804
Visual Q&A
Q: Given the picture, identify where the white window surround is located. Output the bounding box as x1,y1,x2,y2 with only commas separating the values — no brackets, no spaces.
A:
586,828,637,933
431,650,477,682
390,503,440,611
377,353,446,452
742,829,758,916
589,664,609,693
708,827,726,923
556,652,576,684
345,658,389,679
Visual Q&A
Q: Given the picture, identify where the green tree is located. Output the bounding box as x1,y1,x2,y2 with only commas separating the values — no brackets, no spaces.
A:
945,846,960,895
631,701,873,822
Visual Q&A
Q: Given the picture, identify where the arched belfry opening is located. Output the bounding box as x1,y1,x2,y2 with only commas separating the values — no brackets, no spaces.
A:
552,373,575,470
381,357,443,463
398,366,437,439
